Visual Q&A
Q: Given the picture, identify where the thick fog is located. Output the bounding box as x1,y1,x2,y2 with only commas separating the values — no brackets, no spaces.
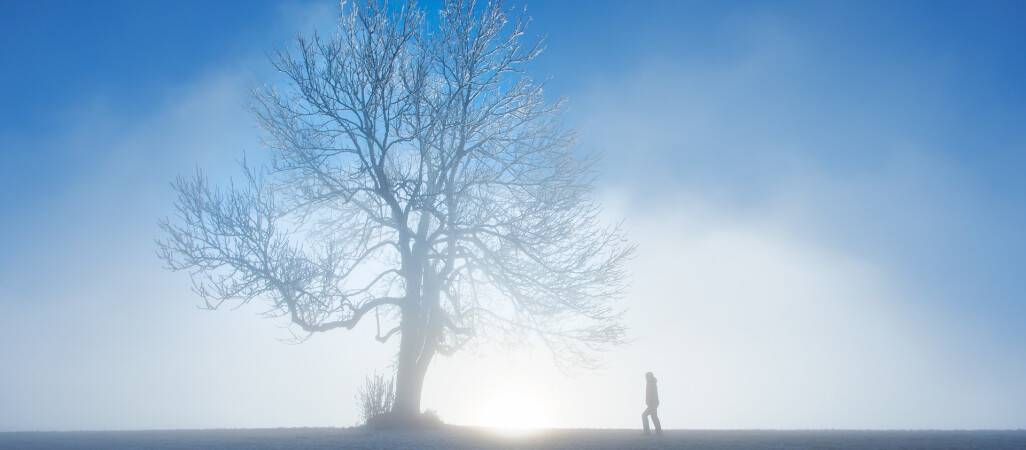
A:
2,0,1024,431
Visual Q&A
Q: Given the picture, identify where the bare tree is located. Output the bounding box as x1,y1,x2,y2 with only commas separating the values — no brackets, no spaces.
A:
158,0,634,422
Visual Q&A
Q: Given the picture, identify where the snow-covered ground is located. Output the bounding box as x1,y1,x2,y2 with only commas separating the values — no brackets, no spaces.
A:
2,427,1025,449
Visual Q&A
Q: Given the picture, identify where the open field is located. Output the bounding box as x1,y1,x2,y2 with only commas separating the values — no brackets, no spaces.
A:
2,427,1025,449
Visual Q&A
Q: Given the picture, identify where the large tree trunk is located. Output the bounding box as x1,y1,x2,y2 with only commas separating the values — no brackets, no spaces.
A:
392,306,420,419
392,369,424,420
391,301,442,425
391,308,429,422
392,332,425,420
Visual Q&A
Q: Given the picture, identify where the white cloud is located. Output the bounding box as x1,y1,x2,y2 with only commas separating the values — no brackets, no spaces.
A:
3,1,1024,432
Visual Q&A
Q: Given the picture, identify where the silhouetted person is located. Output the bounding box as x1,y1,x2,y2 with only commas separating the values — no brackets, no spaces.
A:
642,371,662,435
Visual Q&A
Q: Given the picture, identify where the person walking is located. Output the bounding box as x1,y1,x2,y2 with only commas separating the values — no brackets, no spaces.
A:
642,371,662,435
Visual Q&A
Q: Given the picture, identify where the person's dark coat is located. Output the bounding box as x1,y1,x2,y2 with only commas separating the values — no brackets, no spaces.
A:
646,375,659,407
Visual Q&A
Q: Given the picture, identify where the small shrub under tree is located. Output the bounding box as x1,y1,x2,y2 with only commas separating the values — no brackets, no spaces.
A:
356,372,394,426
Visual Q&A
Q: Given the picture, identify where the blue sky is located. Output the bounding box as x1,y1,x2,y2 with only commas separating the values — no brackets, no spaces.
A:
1,0,1025,431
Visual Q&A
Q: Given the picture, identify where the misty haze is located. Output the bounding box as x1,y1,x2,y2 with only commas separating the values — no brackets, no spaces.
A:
2,0,1025,449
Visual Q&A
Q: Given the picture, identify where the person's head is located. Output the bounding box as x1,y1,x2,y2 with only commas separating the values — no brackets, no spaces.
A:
646,371,655,381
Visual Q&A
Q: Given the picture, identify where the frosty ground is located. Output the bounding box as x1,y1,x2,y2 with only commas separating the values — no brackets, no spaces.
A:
3,427,1026,449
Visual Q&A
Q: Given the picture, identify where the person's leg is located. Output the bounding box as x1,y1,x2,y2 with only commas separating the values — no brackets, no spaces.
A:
652,407,662,435
641,407,651,434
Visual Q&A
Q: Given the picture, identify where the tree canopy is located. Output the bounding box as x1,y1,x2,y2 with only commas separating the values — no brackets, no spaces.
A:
158,0,634,420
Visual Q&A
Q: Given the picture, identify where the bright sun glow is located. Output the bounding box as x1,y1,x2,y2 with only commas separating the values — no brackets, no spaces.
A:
477,390,551,435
